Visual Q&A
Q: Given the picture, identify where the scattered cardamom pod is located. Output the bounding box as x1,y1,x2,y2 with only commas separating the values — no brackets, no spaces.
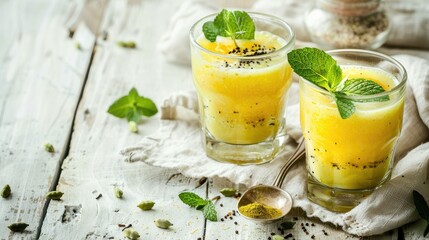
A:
272,235,284,240
8,222,29,232
44,143,55,153
1,184,11,198
154,219,173,229
123,228,140,240
117,41,136,49
75,42,81,50
114,187,123,198
220,188,237,197
137,201,155,211
128,121,138,133
46,191,64,200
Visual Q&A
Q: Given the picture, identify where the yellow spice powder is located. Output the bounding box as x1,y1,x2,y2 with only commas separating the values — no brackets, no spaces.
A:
239,202,283,219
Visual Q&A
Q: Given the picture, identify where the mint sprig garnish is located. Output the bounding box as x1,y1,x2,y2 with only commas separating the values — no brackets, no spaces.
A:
202,9,255,47
202,201,217,222
179,192,217,222
413,190,429,237
178,192,208,208
107,88,158,132
288,48,388,119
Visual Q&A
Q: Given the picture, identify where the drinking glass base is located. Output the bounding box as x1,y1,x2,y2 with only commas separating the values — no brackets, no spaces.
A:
306,173,390,212
203,132,288,165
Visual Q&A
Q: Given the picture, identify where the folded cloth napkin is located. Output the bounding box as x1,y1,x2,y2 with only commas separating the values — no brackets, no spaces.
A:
121,55,429,236
159,0,429,65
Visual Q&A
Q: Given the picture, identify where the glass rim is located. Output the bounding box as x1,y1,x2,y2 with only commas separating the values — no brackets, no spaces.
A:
300,49,407,101
189,11,295,60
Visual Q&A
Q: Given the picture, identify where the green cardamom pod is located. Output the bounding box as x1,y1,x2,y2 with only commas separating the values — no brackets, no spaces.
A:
44,143,55,153
220,188,237,197
114,187,123,198
123,228,140,240
137,201,155,210
8,222,29,232
128,121,138,133
154,219,173,229
272,235,284,240
1,184,11,198
46,191,64,200
117,41,136,49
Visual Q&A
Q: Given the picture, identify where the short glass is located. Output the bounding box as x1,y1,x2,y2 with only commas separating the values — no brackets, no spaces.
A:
190,13,295,165
300,49,407,212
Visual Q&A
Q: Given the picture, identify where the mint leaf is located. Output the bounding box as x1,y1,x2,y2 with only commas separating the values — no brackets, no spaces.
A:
287,47,342,91
107,87,158,124
334,92,355,119
178,192,218,221
178,192,208,208
413,190,429,237
107,95,132,118
413,190,429,221
340,78,389,102
203,201,217,221
425,224,429,237
202,21,220,42
341,78,385,95
202,9,255,43
135,98,157,116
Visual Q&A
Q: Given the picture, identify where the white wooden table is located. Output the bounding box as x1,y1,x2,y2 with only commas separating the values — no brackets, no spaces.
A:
1,0,428,239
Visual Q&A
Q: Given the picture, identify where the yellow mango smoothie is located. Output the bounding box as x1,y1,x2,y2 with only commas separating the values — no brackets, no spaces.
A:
301,66,404,190
190,11,295,164
192,32,293,144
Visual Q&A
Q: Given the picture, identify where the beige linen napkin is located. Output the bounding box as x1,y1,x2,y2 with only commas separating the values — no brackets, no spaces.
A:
159,0,429,65
122,55,429,236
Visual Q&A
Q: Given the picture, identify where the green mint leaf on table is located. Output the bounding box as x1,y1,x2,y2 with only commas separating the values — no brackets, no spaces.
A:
287,47,342,91
287,47,388,119
203,201,217,222
107,88,157,131
179,192,208,208
203,9,255,46
178,192,218,221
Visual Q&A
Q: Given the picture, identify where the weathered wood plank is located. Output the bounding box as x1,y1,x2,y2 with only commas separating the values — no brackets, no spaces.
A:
33,0,429,239
39,0,204,239
0,0,104,239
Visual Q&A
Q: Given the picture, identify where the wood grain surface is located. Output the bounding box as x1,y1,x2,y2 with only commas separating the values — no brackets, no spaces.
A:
1,0,428,239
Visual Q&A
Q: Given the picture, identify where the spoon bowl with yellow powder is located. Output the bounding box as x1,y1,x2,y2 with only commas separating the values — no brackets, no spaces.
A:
237,140,305,223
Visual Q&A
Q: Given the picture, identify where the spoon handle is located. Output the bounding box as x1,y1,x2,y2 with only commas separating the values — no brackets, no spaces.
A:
272,139,306,188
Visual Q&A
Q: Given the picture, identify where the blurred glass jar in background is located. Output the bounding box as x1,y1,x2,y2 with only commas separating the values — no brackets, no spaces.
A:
305,0,390,49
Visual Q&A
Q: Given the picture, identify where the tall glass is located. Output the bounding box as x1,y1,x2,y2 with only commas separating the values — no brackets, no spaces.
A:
190,13,295,165
300,49,406,212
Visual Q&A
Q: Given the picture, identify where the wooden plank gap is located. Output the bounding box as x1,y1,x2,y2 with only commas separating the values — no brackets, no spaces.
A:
35,5,108,239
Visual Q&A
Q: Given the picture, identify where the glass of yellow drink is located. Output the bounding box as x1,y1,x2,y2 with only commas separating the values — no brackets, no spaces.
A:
190,13,295,165
300,49,407,212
